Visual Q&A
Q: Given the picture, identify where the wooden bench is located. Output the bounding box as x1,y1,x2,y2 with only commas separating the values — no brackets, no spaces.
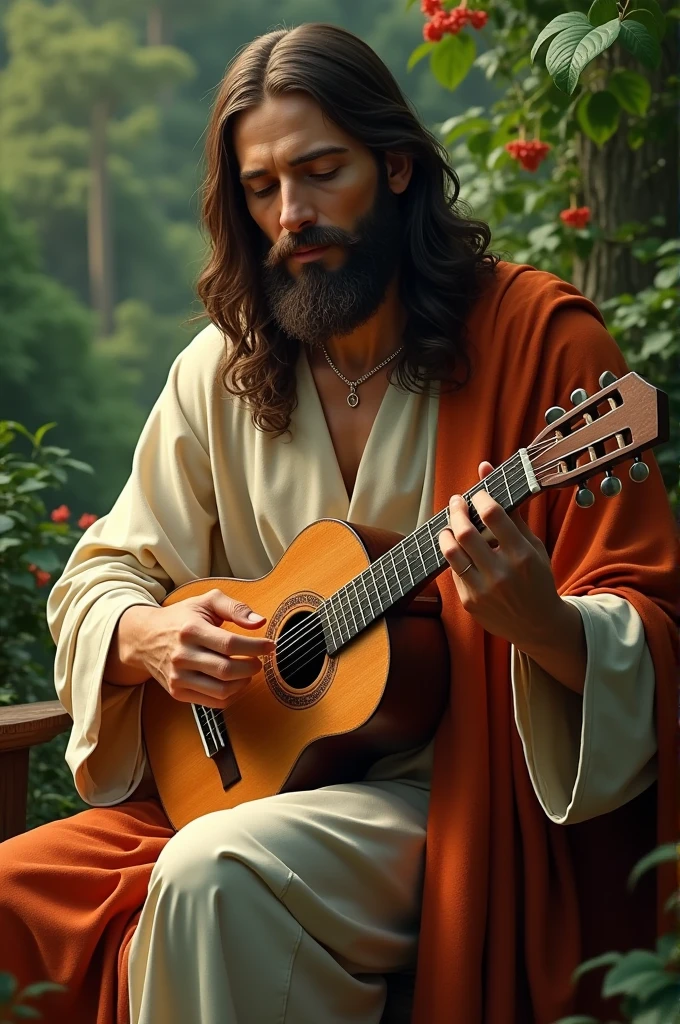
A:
0,700,415,1022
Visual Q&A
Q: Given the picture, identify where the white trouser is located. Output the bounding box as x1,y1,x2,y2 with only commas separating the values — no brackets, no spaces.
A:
128,780,429,1024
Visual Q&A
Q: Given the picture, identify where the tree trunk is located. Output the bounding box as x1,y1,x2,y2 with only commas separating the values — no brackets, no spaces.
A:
87,99,114,337
147,5,165,46
572,28,678,306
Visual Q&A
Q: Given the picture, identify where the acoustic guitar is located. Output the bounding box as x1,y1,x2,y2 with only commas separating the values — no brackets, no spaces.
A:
142,370,668,829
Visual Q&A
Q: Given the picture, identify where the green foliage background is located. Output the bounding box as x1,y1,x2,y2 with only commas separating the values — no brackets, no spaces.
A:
0,0,677,835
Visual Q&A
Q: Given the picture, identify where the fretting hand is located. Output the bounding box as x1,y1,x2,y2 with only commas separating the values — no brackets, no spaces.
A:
437,461,586,692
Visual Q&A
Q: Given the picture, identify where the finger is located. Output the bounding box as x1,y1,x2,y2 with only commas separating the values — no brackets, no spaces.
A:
170,671,250,706
192,625,277,659
438,529,478,579
448,495,495,572
470,485,526,555
180,652,265,683
198,588,269,628
478,460,494,479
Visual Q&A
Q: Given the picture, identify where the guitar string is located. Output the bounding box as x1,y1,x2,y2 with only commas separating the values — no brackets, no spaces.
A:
199,428,626,743
244,452,537,666
197,445,562,741
201,443,560,713
262,438,570,663
200,434,614,745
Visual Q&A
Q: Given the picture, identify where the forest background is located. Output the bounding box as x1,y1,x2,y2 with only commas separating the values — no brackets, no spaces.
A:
0,0,678,829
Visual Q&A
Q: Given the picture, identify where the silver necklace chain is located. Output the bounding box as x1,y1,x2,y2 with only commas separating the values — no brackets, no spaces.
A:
320,343,404,408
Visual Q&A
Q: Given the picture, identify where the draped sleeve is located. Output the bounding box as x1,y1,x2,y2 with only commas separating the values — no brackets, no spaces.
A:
46,325,222,806
511,593,656,824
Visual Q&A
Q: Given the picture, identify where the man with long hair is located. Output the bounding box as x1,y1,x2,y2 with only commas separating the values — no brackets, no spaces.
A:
0,23,676,1024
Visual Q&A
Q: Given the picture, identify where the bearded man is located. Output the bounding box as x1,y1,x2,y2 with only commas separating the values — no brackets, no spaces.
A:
0,21,676,1024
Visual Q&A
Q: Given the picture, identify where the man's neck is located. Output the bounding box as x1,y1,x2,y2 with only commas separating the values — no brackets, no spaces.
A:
307,279,407,378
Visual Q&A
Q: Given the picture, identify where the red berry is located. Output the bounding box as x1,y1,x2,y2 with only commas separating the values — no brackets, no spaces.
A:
421,0,442,14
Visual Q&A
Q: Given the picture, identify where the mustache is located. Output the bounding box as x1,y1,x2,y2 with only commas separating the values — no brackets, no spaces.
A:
263,227,361,269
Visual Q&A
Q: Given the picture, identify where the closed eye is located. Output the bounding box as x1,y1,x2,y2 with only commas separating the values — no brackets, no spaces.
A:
253,169,340,199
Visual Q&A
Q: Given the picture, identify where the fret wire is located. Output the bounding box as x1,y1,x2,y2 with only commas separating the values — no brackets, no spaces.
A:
352,578,367,628
312,452,533,654
359,572,378,618
341,586,358,637
388,549,404,598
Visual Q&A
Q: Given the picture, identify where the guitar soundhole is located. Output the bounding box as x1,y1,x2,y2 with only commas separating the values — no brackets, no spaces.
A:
275,610,327,690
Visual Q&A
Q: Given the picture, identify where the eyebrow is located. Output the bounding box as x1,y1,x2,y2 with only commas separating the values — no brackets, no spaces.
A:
239,145,350,181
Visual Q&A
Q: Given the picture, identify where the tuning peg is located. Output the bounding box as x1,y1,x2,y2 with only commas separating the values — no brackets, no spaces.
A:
575,484,595,507
598,371,618,389
570,388,589,406
600,470,622,496
629,456,650,482
545,406,566,425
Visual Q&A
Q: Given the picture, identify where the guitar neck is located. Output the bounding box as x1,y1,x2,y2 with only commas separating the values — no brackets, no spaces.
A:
319,448,540,655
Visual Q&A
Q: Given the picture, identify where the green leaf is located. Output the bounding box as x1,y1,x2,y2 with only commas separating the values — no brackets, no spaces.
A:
601,950,665,997
628,124,646,149
4,422,36,444
33,423,57,447
406,0,419,8
407,41,435,71
0,972,18,1003
18,982,67,999
430,32,476,91
40,447,70,458
0,513,14,533
550,19,621,94
467,129,494,156
552,1017,600,1024
577,90,620,145
619,18,662,69
443,116,491,146
608,70,652,115
12,1007,42,1020
654,264,680,289
573,951,622,980
627,0,666,38
588,0,618,26
656,933,679,962
629,843,678,889
530,12,591,64
0,537,22,552
15,479,48,494
656,239,680,255
21,549,62,571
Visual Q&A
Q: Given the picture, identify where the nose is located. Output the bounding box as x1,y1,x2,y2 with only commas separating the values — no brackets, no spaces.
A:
278,180,317,235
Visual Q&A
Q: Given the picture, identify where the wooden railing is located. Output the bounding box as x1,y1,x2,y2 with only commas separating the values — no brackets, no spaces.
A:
0,701,71,841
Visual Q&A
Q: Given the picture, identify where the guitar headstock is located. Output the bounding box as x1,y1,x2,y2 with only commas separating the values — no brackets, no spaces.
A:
528,371,669,506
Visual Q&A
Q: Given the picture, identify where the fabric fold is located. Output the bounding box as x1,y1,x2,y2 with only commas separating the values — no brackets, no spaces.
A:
511,593,656,824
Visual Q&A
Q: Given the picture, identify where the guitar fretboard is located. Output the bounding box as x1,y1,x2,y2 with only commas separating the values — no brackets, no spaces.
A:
318,449,535,654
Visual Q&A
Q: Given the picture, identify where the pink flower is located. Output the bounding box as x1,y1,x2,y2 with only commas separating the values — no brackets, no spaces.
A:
78,512,98,529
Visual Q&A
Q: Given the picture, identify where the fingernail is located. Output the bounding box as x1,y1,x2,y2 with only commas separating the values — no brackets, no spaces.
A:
248,611,264,622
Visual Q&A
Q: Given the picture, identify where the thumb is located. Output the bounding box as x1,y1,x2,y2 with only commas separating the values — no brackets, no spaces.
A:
200,588,266,627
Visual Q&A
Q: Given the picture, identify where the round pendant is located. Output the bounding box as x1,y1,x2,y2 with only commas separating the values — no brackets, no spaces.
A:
347,391,359,408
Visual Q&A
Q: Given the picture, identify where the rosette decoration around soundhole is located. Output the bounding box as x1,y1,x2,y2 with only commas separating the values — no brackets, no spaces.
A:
264,591,336,709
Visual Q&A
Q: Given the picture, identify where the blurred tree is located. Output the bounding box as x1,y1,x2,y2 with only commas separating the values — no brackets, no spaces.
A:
0,190,143,514
0,0,195,334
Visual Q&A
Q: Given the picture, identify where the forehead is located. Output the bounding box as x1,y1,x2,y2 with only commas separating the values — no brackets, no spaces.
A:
232,91,362,169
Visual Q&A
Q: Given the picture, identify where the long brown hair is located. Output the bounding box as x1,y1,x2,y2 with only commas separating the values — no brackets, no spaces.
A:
195,22,499,437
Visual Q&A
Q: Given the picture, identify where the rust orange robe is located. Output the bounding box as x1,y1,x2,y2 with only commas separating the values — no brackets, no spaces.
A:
0,262,677,1024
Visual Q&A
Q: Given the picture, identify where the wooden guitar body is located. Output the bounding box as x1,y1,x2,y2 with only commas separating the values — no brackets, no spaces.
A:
142,518,450,830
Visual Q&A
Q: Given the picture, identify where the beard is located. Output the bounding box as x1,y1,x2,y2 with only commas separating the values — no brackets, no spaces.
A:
259,170,406,347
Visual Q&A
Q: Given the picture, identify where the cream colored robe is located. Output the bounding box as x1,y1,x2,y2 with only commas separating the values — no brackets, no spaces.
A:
46,321,657,826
